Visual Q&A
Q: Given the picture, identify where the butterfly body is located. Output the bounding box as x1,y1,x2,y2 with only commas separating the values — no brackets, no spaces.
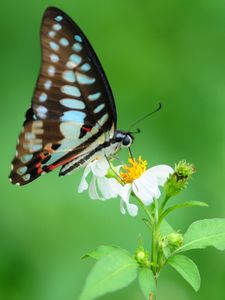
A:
9,7,133,186
59,130,133,175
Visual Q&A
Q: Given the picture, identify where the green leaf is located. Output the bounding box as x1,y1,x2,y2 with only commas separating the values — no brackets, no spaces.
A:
159,201,208,222
82,245,126,260
160,219,175,235
168,255,201,291
138,268,156,300
162,246,171,259
79,249,138,300
175,218,225,253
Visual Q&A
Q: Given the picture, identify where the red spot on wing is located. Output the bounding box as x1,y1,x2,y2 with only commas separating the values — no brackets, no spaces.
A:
34,152,48,174
82,126,91,132
37,167,43,175
36,162,43,174
82,124,92,132
39,153,46,160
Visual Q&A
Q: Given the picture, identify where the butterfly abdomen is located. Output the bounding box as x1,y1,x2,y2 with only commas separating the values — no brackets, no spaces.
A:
59,138,121,176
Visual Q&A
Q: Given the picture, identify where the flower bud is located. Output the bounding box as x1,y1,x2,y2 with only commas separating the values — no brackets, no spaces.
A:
135,247,151,267
164,160,195,197
158,235,168,249
167,232,183,249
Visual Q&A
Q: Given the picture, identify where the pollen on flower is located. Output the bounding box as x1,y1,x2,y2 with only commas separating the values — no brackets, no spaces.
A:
120,156,147,183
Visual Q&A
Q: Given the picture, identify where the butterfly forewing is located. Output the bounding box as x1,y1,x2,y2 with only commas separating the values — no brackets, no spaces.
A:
9,7,117,185
34,7,116,127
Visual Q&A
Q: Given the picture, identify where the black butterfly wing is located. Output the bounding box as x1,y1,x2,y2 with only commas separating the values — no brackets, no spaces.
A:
9,7,117,185
33,7,117,126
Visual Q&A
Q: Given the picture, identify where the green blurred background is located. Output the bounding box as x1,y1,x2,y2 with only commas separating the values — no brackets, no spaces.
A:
1,0,225,299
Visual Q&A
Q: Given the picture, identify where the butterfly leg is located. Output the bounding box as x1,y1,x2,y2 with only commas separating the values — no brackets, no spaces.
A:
104,155,124,184
110,154,125,165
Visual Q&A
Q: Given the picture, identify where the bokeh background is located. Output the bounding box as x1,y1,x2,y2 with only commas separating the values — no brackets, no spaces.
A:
1,0,225,299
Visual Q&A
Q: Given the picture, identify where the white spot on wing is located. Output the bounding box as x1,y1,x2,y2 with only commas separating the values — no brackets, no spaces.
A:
17,166,28,175
94,104,105,114
25,132,35,140
55,15,63,22
23,174,31,181
52,23,62,31
76,72,95,85
59,38,69,47
48,66,56,76
23,143,42,152
62,70,76,83
80,63,91,72
60,111,86,123
60,122,82,139
66,54,82,68
88,92,101,101
20,154,33,163
60,99,85,109
66,61,75,69
32,121,44,135
96,113,109,128
36,106,48,118
74,35,82,42
61,85,81,97
48,31,56,38
44,80,52,90
39,93,47,102
49,41,59,51
72,43,82,52
50,54,59,63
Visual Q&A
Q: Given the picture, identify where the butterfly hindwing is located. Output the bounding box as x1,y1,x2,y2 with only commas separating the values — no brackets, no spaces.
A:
10,7,117,185
10,107,96,185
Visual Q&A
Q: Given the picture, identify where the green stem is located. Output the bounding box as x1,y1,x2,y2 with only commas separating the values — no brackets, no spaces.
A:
160,194,171,212
151,199,161,281
135,196,161,297
135,196,154,226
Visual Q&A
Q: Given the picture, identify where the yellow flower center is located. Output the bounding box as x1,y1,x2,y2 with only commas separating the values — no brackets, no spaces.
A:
120,156,147,183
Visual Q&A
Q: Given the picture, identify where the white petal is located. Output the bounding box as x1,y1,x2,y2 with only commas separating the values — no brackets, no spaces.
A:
88,176,102,200
133,172,160,205
78,164,92,193
146,165,174,186
120,184,132,204
127,203,138,216
120,184,138,216
96,177,110,199
108,177,123,193
97,177,121,199
91,157,109,177
107,178,123,197
120,199,126,215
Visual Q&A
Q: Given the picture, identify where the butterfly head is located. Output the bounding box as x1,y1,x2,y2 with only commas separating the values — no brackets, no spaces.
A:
114,131,134,148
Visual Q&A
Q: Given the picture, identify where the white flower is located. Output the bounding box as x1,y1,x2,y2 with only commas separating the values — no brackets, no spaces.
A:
78,157,121,200
119,157,174,216
78,156,174,218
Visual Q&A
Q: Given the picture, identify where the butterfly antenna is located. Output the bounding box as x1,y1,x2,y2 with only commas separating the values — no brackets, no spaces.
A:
129,103,162,131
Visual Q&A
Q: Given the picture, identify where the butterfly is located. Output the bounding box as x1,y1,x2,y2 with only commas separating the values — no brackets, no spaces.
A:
9,6,134,186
